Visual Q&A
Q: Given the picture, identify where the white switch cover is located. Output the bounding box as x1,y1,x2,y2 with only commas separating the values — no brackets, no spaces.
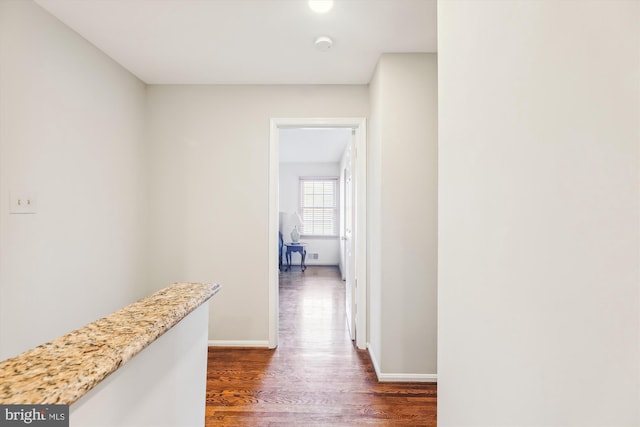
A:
10,192,37,214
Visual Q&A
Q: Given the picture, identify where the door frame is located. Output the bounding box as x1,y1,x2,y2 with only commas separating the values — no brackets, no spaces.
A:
269,117,367,349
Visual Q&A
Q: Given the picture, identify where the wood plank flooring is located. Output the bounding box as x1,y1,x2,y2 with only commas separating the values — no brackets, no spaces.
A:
206,266,437,426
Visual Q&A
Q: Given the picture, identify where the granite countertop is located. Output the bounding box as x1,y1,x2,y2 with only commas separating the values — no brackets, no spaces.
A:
0,282,221,405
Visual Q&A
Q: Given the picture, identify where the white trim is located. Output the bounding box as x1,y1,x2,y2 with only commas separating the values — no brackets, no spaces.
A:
368,346,438,383
268,119,280,349
354,119,367,350
377,373,438,383
368,344,382,375
208,340,270,348
269,117,368,350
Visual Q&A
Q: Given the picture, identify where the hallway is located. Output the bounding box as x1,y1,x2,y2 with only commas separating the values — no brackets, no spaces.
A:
205,266,437,425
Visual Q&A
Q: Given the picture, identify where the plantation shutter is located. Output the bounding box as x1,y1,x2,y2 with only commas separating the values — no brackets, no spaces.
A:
299,178,338,236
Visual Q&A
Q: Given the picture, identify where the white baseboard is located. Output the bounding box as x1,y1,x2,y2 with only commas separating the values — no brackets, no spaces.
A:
367,344,438,383
208,340,270,347
376,372,438,382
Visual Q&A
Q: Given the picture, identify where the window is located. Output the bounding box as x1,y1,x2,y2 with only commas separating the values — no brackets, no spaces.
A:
299,177,338,236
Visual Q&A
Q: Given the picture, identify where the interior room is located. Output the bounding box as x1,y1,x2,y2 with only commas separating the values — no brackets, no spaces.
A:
278,127,351,271
0,0,639,426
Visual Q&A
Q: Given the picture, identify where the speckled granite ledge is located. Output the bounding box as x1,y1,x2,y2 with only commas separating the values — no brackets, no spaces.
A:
0,282,221,405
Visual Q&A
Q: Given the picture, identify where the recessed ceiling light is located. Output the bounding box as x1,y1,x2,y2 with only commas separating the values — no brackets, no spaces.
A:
308,0,334,14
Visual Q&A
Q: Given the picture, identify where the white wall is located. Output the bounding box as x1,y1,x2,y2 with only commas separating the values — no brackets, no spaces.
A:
0,0,148,359
438,1,640,425
71,304,209,427
279,162,341,266
368,62,383,365
146,85,368,344
368,53,438,378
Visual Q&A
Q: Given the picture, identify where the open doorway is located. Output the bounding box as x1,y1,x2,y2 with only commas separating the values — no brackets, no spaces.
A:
278,128,355,340
269,118,367,350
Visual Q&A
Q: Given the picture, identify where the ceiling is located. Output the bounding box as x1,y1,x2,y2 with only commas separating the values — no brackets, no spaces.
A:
279,128,352,163
34,0,437,85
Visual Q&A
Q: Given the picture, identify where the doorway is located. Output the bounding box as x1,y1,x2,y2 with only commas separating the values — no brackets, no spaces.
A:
269,118,367,350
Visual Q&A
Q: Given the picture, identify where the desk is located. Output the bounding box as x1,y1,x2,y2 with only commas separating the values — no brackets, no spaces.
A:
284,242,307,272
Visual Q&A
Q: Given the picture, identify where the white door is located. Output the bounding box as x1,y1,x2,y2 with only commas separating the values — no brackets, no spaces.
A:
339,167,347,281
344,134,356,340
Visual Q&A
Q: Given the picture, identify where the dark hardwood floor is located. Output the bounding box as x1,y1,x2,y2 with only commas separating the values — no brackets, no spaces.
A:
206,266,437,426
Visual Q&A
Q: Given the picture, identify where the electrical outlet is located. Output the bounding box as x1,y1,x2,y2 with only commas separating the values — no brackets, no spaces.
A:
10,192,37,214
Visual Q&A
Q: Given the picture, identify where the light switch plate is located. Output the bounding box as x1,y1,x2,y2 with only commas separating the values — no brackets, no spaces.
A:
10,192,37,214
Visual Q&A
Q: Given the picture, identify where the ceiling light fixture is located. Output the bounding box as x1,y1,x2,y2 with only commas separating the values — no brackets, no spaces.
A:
314,36,333,52
308,0,334,14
